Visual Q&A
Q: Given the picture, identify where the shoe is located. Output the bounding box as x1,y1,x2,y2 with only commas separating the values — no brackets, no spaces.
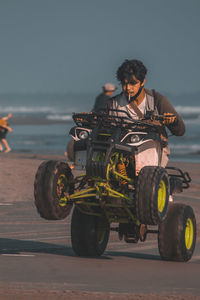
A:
139,224,147,242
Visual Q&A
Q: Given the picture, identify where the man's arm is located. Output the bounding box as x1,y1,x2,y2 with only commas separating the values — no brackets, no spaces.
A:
2,113,12,121
154,91,185,136
0,124,13,132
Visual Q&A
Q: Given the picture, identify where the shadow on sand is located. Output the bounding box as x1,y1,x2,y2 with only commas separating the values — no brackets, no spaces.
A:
0,238,74,256
0,237,161,261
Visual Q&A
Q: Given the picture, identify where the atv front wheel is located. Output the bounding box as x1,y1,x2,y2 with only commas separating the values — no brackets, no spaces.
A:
158,203,196,262
34,160,74,220
71,207,110,256
135,166,169,225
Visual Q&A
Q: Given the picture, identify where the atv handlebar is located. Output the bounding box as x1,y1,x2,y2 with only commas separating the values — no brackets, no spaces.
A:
72,110,176,130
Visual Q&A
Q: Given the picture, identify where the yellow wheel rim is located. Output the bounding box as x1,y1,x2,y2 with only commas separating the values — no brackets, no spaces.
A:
57,174,68,207
185,218,194,250
158,180,166,213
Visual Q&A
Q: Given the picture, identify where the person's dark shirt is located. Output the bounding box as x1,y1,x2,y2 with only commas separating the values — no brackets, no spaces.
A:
92,93,111,112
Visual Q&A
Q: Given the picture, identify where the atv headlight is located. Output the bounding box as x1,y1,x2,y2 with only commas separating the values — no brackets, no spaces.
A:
130,134,140,143
79,130,89,139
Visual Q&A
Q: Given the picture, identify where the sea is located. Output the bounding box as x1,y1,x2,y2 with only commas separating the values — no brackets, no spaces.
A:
0,92,200,163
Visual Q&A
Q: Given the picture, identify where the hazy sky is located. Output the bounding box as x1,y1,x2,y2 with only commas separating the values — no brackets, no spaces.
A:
0,0,199,95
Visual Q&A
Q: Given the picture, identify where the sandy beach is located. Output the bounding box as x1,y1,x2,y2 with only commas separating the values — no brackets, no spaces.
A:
0,153,65,205
0,152,199,299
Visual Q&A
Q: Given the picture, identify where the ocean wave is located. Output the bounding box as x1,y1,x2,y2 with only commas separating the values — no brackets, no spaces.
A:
170,143,200,155
0,105,57,114
184,118,200,125
175,105,200,119
175,105,200,114
1,104,200,125
46,114,72,121
1,104,199,115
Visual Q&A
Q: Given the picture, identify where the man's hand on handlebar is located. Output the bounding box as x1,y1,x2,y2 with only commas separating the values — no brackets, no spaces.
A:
142,112,176,127
162,113,176,125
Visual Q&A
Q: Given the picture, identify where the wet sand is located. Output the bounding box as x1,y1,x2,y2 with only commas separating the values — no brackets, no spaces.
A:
0,153,199,299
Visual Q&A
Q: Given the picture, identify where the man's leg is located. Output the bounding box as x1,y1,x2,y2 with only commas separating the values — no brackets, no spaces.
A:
1,138,11,153
135,141,161,175
0,141,3,151
161,145,170,168
161,145,174,201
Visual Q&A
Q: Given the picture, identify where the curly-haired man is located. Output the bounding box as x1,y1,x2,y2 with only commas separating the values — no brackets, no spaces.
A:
108,59,185,172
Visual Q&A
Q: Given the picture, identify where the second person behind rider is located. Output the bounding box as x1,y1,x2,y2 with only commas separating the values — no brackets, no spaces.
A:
92,83,116,112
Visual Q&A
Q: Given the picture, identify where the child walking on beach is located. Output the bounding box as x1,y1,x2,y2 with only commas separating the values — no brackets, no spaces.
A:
0,113,13,153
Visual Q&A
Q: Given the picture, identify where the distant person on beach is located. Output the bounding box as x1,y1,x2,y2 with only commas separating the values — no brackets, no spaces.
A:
107,59,185,168
0,113,13,153
92,83,117,112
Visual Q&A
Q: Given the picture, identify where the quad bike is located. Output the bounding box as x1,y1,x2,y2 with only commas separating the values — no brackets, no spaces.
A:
34,109,196,262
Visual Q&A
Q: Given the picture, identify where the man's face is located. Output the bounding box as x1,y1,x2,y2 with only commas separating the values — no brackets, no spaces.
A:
122,76,145,98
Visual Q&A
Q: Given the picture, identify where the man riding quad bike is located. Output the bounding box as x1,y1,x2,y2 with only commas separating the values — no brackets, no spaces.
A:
34,59,196,262
34,109,196,262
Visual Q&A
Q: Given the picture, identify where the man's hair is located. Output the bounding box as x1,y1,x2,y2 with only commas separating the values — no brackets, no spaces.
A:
116,59,147,83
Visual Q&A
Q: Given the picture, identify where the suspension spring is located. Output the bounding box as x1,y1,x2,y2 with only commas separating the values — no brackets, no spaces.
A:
117,162,128,184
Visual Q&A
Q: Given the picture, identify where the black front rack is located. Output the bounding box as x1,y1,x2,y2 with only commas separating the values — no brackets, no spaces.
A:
72,110,164,130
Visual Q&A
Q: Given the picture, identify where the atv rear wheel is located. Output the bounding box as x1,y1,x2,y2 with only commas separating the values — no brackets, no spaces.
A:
158,203,196,262
34,160,74,220
135,166,169,225
71,207,110,256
